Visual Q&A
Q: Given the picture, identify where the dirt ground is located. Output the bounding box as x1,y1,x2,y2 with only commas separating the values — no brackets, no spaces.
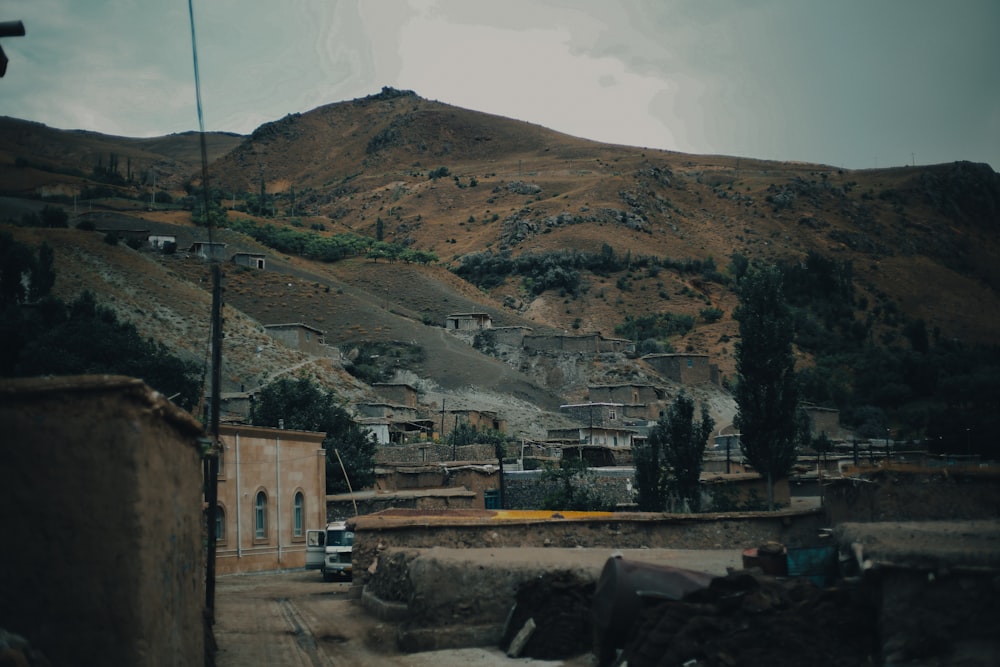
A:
212,568,594,667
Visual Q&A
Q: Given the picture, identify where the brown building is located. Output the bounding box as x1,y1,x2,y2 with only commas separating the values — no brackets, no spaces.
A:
438,408,506,438
643,353,715,384
215,423,327,575
372,382,419,408
445,312,493,331
263,322,328,356
0,376,207,666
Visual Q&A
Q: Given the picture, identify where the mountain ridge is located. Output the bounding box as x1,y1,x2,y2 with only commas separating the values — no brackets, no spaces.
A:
2,88,998,441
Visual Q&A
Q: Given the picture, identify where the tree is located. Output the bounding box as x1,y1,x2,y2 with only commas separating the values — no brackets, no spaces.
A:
660,392,715,512
249,376,377,494
632,429,667,511
733,263,800,510
634,392,714,512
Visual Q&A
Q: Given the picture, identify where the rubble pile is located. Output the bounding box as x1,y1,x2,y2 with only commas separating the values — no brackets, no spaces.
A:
499,572,595,660
621,571,879,667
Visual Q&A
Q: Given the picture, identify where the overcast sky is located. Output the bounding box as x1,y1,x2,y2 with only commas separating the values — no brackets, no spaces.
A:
2,0,998,170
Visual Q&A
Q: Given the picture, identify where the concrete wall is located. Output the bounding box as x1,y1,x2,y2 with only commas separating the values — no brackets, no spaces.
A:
215,424,327,575
0,376,207,667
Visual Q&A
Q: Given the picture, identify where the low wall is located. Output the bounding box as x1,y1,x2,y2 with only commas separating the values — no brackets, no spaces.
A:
348,508,827,590
824,466,1000,523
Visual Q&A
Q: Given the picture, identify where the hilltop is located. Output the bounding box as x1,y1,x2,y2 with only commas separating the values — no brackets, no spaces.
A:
1,88,998,441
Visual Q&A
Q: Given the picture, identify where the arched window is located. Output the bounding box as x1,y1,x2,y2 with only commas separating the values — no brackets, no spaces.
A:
293,491,304,537
254,490,268,539
215,505,226,542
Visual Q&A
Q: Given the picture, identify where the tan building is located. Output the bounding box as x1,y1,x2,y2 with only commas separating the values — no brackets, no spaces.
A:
215,423,327,574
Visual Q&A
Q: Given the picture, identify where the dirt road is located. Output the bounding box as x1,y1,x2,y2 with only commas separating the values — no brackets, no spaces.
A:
212,569,580,667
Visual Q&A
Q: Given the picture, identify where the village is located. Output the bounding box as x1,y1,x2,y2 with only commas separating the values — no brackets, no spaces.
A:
3,232,998,667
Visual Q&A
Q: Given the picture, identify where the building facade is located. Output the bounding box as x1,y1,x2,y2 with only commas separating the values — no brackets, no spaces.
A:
215,423,327,574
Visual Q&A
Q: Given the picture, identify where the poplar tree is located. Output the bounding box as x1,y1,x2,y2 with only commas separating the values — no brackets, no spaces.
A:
733,263,799,510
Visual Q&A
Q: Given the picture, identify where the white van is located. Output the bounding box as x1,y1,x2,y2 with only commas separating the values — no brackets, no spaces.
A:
306,521,354,581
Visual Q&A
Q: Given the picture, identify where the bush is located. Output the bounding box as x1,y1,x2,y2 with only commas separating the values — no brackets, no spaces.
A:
700,307,724,323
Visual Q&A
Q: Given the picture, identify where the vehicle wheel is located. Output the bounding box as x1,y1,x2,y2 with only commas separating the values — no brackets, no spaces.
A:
323,571,333,582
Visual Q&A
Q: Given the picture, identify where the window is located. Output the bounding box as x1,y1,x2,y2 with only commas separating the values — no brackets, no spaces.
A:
293,491,304,537
216,445,225,478
305,330,311,342
608,409,617,420
254,490,268,539
215,505,226,542
687,358,694,368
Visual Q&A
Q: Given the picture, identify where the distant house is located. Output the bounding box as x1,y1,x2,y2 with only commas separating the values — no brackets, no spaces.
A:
546,425,638,449
559,402,625,429
96,228,149,244
802,405,843,439
231,252,266,270
354,402,433,444
372,382,419,408
643,353,716,385
148,234,176,251
263,323,327,356
188,241,227,261
522,333,635,355
588,384,668,421
445,312,493,331
438,408,506,438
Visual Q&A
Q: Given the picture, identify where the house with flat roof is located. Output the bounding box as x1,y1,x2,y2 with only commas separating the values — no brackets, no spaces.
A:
263,322,327,356
445,312,493,331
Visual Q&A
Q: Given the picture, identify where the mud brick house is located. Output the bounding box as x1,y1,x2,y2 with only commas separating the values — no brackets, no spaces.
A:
0,375,207,666
643,352,718,385
438,407,507,438
372,382,419,408
802,404,843,439
263,322,328,356
231,251,267,269
588,383,669,420
354,401,433,444
215,423,327,575
445,312,493,331
188,240,227,260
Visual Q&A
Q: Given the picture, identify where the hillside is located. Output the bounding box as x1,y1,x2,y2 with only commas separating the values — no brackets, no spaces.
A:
2,88,999,442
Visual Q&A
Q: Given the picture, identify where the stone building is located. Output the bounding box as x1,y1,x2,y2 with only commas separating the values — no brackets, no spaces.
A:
215,423,327,575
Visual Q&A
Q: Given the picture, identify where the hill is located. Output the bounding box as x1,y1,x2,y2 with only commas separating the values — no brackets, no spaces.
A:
2,88,999,443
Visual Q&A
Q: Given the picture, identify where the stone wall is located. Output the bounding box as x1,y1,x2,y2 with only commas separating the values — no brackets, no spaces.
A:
505,468,635,508
375,442,498,464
